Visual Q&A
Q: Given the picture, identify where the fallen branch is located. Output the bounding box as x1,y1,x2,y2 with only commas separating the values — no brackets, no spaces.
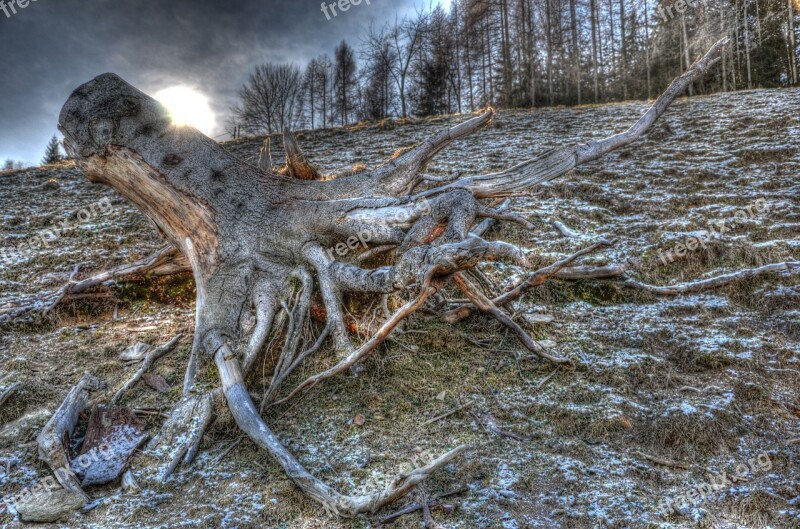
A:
621,261,799,295
376,485,468,525
111,334,183,404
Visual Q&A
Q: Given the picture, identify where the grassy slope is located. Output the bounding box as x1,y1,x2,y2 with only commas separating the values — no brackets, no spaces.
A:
0,89,798,528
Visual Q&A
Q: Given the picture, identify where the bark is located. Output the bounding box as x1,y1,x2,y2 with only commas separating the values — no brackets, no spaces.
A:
51,41,729,518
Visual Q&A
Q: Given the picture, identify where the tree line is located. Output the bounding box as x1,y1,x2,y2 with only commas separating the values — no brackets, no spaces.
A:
231,0,798,136
5,0,796,170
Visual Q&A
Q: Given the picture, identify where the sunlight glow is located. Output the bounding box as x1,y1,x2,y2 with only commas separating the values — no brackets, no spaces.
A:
154,86,216,135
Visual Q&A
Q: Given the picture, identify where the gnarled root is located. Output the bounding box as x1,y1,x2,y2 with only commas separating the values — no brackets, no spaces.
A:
210,331,466,517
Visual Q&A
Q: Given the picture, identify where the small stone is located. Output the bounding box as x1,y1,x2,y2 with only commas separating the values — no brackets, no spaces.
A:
141,373,171,393
354,413,366,426
15,488,85,523
523,313,554,324
121,470,141,493
436,390,447,401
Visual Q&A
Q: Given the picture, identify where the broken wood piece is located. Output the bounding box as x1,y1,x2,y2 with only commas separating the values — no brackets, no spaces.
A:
111,334,182,404
36,373,103,502
0,381,21,407
632,450,691,470
74,405,147,486
376,485,468,525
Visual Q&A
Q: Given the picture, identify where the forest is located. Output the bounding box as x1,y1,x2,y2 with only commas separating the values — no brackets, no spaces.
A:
230,0,799,135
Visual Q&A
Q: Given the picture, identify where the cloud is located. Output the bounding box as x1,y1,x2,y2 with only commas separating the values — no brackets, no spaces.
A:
0,0,422,164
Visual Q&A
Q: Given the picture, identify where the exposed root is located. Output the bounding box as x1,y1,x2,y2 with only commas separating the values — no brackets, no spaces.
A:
272,273,441,407
621,262,800,295
0,244,187,324
40,41,741,520
147,391,216,480
452,272,574,368
211,332,466,517
442,241,611,324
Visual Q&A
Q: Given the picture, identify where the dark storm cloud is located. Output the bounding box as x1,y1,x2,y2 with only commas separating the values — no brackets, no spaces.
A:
0,0,422,164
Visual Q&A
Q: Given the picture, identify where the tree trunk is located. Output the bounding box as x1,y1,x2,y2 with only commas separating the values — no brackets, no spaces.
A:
54,41,728,518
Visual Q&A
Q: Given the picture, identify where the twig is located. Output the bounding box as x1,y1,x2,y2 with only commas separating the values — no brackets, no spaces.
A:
43,264,80,315
111,334,183,404
376,485,468,525
421,400,473,426
418,487,445,529
209,436,245,469
632,450,691,470
534,367,561,391
452,272,574,368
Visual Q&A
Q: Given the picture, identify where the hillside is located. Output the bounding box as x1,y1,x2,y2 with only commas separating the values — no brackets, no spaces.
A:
1,88,799,528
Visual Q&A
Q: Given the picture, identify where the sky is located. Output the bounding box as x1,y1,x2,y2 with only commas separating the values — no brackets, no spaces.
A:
0,0,438,165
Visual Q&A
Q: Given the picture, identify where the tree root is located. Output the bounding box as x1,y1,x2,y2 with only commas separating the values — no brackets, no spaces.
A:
0,245,187,324
41,39,754,519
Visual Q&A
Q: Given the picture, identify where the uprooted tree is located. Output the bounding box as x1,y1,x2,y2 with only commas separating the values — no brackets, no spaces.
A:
5,39,797,517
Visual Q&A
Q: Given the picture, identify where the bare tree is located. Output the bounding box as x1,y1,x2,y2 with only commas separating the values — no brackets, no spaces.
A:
233,63,304,135
333,41,358,125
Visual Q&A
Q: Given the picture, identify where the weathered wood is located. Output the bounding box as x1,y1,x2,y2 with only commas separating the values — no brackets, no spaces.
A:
75,405,147,486
50,40,731,517
36,373,102,502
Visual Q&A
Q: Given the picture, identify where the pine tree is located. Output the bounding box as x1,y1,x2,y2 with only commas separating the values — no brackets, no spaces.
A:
42,135,63,165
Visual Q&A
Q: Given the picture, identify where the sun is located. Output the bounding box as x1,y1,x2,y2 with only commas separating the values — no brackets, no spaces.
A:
154,86,216,136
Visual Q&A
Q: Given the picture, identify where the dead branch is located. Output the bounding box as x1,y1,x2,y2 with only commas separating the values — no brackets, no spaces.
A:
376,485,468,525
111,334,183,404
452,272,574,368
621,261,799,295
